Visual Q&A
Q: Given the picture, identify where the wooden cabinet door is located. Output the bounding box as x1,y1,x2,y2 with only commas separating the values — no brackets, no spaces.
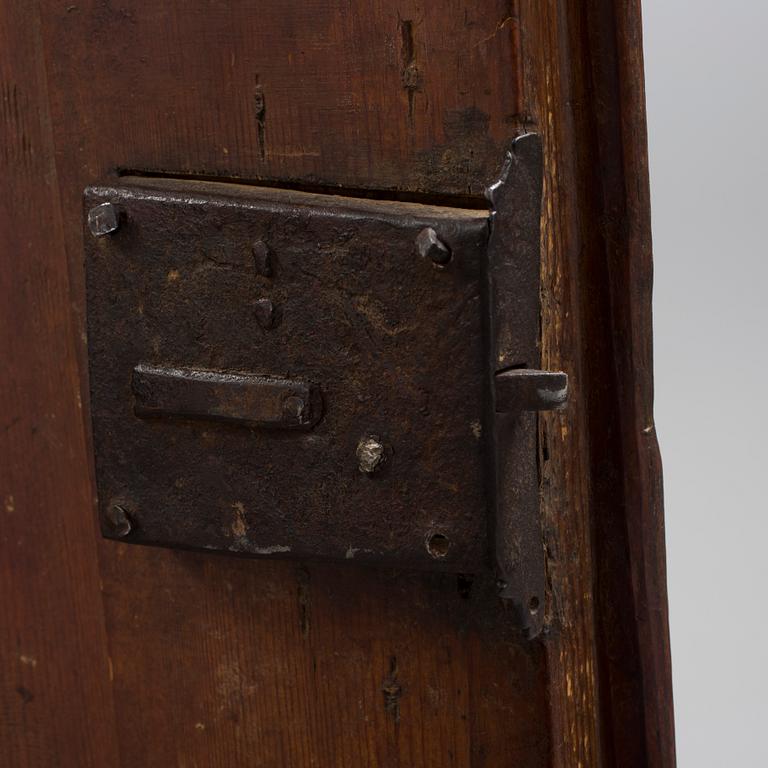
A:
0,2,674,766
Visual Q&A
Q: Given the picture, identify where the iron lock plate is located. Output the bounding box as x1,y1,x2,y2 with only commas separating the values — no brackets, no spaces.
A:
84,134,564,636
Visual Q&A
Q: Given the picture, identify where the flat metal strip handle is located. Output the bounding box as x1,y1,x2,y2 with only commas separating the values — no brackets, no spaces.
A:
132,364,323,429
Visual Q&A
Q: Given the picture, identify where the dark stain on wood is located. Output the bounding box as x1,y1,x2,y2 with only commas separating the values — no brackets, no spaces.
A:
381,655,402,723
297,566,311,639
399,18,421,124
254,79,266,162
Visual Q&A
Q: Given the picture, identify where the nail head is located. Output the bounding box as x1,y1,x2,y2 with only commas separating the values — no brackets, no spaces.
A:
255,298,278,329
416,227,451,266
357,435,386,474
88,202,120,237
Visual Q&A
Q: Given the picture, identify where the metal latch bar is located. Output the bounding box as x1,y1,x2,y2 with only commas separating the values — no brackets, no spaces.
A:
485,134,568,637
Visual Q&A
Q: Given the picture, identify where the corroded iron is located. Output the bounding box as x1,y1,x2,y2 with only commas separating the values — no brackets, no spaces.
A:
132,364,323,429
83,134,566,636
85,176,491,572
485,133,550,637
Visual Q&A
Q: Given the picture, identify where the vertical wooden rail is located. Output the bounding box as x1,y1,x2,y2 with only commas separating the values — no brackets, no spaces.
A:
0,2,119,766
519,0,676,765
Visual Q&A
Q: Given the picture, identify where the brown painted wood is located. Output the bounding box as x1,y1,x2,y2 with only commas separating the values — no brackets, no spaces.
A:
0,0,674,766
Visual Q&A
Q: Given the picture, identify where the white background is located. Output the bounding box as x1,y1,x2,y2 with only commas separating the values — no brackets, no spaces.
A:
643,1,767,765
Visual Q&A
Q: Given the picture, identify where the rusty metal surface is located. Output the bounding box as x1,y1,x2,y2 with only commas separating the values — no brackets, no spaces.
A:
132,364,323,429
83,141,557,629
485,134,548,636
85,178,491,571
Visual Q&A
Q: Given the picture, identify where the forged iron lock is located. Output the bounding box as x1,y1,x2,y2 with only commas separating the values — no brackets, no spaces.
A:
83,133,566,637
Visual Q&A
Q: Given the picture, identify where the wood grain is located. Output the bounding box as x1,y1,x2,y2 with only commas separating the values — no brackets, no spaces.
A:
0,2,119,766
518,1,676,765
516,3,605,765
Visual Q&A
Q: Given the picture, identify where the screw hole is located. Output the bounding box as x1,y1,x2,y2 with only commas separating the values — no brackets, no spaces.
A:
529,595,540,614
426,533,450,559
456,574,474,599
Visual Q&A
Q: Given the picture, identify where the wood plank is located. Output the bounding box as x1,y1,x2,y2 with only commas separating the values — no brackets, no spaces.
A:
518,1,676,765
584,2,675,763
41,0,524,192
36,4,553,765
0,3,119,766
100,554,548,766
516,3,604,765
